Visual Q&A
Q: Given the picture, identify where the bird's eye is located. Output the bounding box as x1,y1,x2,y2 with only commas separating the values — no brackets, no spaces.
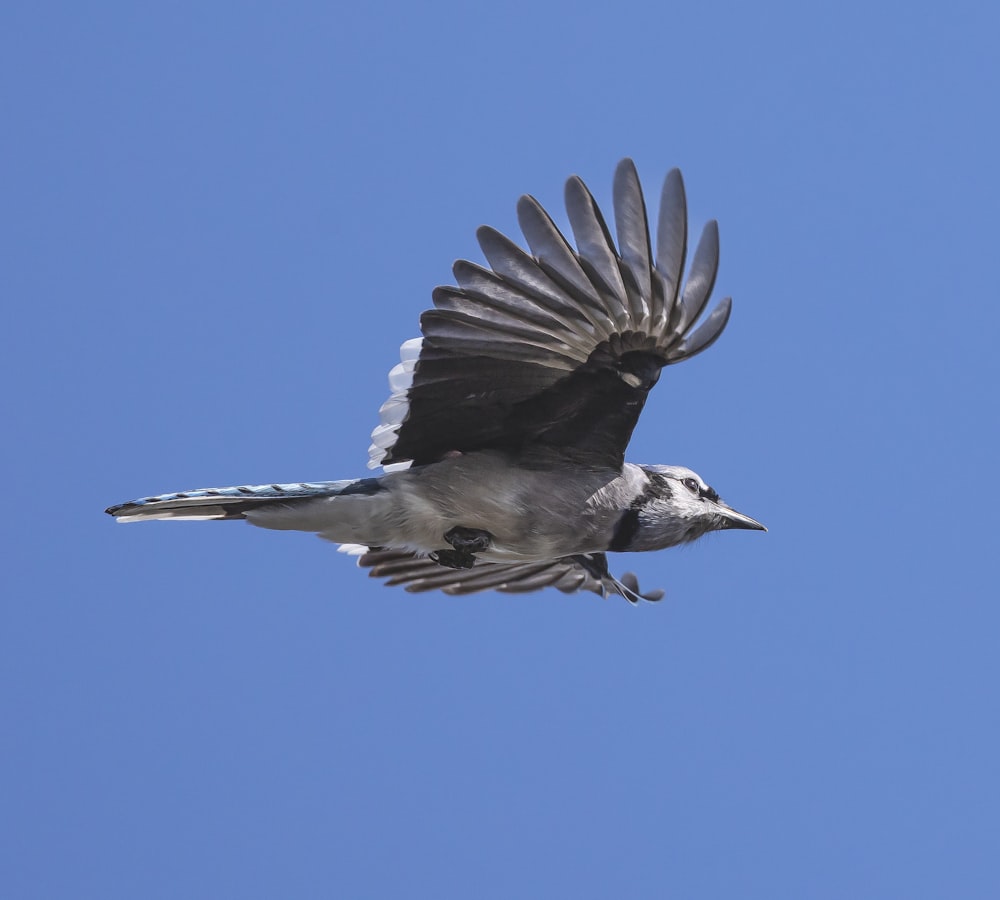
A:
682,477,700,495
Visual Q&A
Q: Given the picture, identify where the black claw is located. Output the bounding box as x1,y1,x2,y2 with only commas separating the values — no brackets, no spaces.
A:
444,526,492,553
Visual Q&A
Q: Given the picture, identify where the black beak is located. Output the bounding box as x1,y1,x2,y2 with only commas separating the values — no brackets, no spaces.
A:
717,505,767,532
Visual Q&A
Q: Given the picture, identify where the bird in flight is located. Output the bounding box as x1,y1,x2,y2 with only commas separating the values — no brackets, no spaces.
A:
107,159,765,603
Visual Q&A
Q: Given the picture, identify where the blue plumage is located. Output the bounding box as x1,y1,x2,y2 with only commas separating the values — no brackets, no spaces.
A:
106,479,378,522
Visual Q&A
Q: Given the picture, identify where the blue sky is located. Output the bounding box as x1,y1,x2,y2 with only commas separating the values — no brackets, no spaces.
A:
3,1,999,897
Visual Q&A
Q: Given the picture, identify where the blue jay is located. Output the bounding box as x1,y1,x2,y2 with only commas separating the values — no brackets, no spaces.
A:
107,160,765,603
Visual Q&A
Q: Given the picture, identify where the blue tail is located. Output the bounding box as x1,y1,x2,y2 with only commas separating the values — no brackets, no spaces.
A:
106,478,381,523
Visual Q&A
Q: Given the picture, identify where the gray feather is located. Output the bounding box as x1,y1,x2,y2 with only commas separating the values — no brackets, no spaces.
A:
612,159,653,323
673,220,720,338
106,480,375,523
516,194,609,315
564,175,629,316
656,168,688,327
355,548,664,603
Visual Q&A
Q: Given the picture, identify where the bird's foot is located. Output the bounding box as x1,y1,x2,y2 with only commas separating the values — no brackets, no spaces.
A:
428,527,493,569
429,549,477,570
444,526,492,554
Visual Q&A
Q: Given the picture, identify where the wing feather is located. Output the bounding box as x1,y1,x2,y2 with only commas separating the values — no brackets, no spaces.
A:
564,175,630,319
671,295,732,362
612,159,654,326
673,220,720,338
353,548,664,603
368,160,731,470
476,227,600,331
516,194,610,315
656,168,688,331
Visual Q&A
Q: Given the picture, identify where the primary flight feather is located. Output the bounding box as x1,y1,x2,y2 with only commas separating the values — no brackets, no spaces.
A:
107,159,765,603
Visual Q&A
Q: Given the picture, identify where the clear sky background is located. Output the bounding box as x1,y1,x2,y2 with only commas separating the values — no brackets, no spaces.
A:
3,2,999,897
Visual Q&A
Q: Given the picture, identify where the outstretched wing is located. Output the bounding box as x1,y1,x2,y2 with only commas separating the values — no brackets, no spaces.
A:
369,159,731,472
346,547,665,604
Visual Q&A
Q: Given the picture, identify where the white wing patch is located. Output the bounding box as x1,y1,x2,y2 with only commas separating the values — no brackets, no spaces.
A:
368,337,422,470
336,543,370,556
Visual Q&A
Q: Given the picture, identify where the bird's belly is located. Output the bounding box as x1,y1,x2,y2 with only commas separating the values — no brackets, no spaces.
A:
384,453,620,561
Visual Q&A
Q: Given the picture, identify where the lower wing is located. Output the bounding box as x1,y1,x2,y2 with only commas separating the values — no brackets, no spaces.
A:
345,547,664,604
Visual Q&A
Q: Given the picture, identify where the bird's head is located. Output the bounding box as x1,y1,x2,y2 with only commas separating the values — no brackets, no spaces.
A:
631,465,766,551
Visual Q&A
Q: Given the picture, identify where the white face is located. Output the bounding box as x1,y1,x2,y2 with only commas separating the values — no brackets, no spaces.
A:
621,465,716,552
633,464,764,552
